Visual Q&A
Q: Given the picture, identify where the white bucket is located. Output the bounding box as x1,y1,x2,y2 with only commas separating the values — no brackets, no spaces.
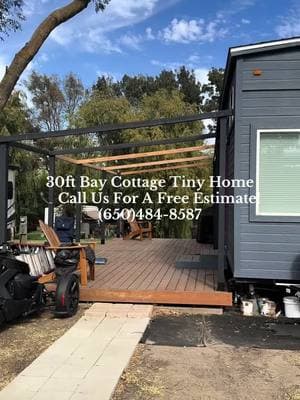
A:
283,296,300,318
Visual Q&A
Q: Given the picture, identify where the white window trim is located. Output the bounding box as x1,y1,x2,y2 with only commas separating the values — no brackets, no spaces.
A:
256,128,300,217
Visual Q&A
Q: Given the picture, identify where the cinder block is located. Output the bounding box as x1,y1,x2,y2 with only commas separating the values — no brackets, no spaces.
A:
0,384,36,400
117,318,150,336
81,311,106,320
20,362,57,378
76,365,120,397
51,362,92,379
11,376,48,392
42,377,80,393
32,391,73,400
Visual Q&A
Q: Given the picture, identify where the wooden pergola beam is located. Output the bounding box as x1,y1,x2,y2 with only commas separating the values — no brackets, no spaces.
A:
121,161,211,176
56,155,117,174
74,144,214,165
104,155,211,171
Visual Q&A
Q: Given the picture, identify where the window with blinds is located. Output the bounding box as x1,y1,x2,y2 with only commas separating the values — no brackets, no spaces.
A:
256,130,300,216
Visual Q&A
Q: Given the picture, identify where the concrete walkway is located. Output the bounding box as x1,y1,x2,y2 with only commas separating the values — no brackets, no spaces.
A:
0,303,153,400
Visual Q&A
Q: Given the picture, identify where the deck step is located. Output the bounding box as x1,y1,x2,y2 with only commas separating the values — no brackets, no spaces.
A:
80,288,232,307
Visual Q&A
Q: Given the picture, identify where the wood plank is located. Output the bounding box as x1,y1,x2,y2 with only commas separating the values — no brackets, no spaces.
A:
56,156,116,174
76,145,214,164
121,161,211,176
104,155,211,171
79,288,232,306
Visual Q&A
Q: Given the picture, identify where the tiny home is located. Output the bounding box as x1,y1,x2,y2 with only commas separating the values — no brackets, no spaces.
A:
219,37,300,282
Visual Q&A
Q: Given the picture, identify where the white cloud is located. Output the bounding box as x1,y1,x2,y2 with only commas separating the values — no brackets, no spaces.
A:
0,56,7,81
275,6,300,37
23,0,51,16
151,59,181,70
49,0,167,54
50,25,75,46
241,18,250,24
146,27,155,40
217,0,256,19
161,18,227,44
39,53,49,63
194,68,209,85
119,33,143,50
84,30,122,54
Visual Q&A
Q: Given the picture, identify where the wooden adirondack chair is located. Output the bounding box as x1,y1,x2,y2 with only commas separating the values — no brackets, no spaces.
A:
123,210,152,240
39,220,95,286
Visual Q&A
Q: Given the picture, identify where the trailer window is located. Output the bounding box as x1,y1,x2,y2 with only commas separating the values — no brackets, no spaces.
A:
256,130,300,216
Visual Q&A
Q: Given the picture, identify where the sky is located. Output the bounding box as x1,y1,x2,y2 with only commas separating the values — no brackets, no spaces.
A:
1,0,300,90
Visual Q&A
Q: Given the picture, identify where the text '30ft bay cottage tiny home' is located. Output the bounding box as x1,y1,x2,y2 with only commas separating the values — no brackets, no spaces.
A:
218,37,300,283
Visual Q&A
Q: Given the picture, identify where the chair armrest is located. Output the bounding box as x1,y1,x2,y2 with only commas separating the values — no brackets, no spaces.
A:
138,221,152,228
47,245,86,250
15,242,46,247
74,241,97,246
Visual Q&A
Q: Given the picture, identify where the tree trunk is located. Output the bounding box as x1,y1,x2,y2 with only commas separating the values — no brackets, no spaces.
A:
0,0,91,112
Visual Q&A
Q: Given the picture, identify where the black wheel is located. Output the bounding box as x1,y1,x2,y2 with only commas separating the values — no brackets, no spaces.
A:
54,274,79,317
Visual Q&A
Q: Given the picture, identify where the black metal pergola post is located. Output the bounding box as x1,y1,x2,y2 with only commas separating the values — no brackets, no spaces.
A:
48,155,56,228
217,116,227,290
75,165,82,242
0,143,9,244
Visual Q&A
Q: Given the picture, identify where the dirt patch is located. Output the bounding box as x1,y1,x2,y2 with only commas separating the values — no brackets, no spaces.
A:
113,344,300,400
0,304,89,390
113,313,300,400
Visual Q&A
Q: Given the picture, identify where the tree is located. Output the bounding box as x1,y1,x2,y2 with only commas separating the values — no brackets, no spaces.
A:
63,73,85,126
27,72,65,131
76,92,134,146
0,0,24,40
176,66,201,106
201,67,224,112
156,70,177,93
0,0,110,112
0,90,36,135
119,74,156,106
92,75,121,98
26,71,85,130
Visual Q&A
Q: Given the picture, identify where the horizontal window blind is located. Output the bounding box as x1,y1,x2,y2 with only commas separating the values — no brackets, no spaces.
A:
257,131,300,215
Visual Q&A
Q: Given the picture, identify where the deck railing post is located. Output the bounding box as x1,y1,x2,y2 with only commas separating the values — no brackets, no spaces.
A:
217,117,227,290
0,143,9,245
75,166,82,242
48,155,55,228
99,170,107,245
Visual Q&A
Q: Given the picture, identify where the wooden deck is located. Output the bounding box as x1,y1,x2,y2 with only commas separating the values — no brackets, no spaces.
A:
80,239,232,306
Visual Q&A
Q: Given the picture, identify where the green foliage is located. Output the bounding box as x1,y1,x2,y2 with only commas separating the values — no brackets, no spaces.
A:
0,91,34,135
177,66,201,105
77,88,209,238
93,0,110,12
26,71,85,130
63,73,85,127
93,67,202,108
201,67,224,112
0,0,24,40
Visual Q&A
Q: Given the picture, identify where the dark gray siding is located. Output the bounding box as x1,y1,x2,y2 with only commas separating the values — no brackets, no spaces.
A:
234,48,300,280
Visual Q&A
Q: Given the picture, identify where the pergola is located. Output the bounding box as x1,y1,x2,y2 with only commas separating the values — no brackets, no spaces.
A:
0,109,231,287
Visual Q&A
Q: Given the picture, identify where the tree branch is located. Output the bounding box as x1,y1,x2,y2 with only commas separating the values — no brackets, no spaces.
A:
0,0,91,112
